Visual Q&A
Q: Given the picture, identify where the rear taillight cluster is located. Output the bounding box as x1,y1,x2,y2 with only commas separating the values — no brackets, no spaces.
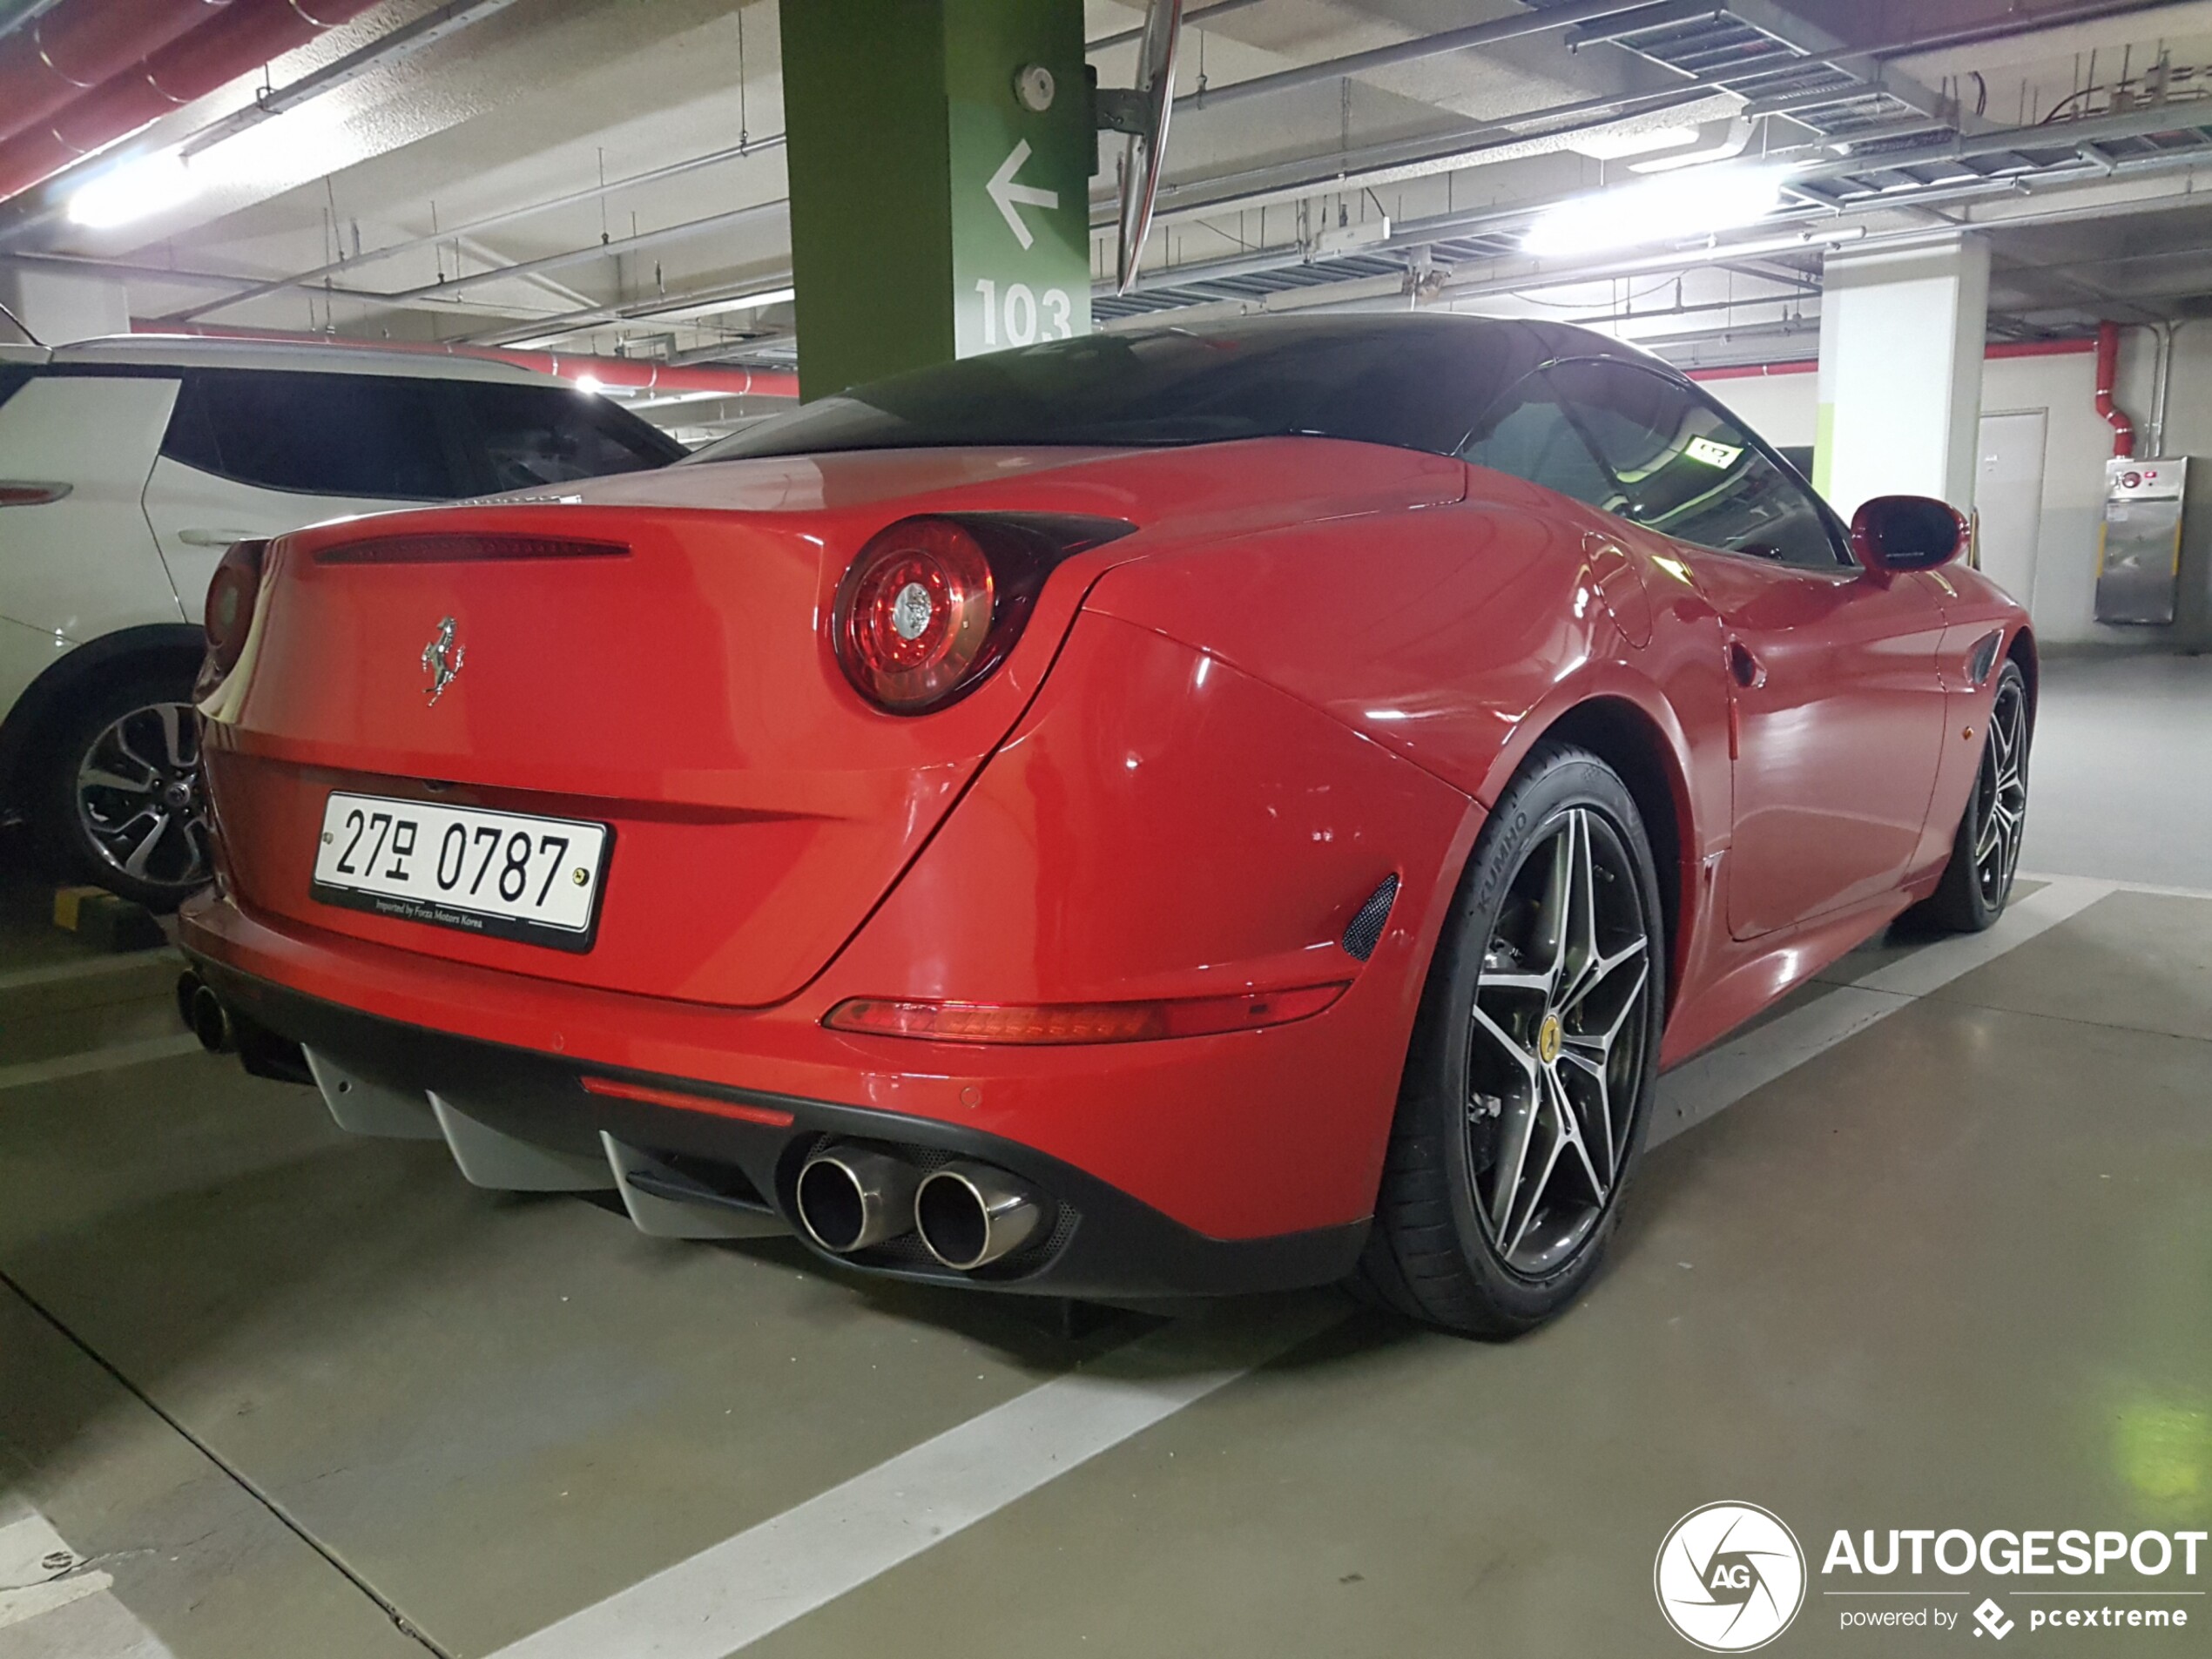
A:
832,513,1135,714
202,536,271,685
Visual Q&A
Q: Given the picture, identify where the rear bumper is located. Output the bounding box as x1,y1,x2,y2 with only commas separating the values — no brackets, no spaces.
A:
188,950,1368,1302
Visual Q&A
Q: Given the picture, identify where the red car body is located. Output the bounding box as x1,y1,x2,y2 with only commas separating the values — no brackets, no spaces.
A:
180,319,2032,1301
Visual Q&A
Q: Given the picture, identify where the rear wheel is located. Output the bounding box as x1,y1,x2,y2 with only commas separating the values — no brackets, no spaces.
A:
1916,660,2028,934
33,673,212,911
1359,743,1666,1338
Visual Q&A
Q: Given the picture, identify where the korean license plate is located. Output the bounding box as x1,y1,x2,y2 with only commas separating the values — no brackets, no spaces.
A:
311,792,611,951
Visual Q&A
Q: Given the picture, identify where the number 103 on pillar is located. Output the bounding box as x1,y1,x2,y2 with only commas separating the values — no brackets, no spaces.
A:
970,278,1075,349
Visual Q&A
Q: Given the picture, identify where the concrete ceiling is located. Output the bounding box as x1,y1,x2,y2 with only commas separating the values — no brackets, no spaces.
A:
3,0,2211,431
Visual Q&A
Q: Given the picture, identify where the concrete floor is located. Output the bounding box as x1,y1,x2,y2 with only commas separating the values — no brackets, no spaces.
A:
2,655,2207,1659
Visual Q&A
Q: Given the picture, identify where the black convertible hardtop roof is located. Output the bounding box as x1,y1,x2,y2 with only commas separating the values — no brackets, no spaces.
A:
691,313,1684,465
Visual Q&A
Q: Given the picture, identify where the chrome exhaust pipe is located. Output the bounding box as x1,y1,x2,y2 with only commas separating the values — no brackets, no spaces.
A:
914,1161,1044,1271
794,1144,919,1254
186,980,235,1055
174,970,202,1033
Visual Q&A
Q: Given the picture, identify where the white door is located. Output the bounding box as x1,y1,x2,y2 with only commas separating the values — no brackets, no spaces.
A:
1974,409,2048,610
139,370,454,617
141,456,421,620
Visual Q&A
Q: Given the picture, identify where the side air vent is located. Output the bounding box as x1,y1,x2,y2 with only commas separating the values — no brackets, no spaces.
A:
1965,629,2005,688
1341,873,1400,962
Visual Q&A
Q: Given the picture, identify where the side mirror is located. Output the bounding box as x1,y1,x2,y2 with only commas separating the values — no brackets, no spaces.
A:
1851,494,1967,577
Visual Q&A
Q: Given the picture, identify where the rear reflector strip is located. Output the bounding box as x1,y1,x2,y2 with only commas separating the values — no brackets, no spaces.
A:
315,533,629,564
580,1075,795,1126
0,481,70,506
823,982,1348,1045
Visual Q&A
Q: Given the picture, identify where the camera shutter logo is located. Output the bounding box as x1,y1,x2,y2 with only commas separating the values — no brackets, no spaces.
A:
1655,1502,1807,1651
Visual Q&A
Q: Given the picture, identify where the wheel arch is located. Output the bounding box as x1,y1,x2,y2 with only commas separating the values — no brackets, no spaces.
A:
2005,624,2039,729
1512,692,1695,1018
0,624,204,807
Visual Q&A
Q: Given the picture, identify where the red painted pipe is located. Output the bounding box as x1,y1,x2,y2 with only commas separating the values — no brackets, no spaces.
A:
0,0,237,150
0,0,380,204
133,320,801,399
2094,320,2134,458
1687,337,2099,382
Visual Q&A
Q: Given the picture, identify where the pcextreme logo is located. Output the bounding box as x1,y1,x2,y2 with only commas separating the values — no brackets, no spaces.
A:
1656,1502,1810,1652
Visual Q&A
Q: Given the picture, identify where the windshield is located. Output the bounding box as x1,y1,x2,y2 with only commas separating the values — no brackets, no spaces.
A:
690,316,1552,463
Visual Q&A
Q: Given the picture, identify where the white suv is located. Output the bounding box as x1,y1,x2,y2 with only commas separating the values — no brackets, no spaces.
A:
0,311,682,907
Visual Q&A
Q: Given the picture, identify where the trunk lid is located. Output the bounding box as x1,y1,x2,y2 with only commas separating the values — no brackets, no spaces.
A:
207,441,1463,1006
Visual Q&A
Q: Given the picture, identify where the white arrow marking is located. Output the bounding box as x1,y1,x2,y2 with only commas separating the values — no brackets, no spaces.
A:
986,138,1058,250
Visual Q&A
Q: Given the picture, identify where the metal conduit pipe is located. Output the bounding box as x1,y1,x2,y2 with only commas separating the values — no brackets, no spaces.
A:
1177,0,1698,111
0,0,381,203
0,0,238,150
158,133,786,324
1089,0,1265,51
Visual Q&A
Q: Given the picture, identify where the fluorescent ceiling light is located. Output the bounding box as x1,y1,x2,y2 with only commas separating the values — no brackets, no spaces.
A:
1521,165,1789,259
642,286,795,324
1568,125,1699,162
573,374,606,395
69,152,198,228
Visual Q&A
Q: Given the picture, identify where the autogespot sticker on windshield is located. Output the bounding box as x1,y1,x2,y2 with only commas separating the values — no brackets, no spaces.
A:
1653,1501,2202,1650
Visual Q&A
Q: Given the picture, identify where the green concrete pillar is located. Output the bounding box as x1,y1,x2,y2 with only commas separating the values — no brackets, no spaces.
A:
779,0,1094,401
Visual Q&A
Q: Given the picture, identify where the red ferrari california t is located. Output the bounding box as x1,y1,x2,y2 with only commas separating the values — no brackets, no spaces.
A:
179,316,2032,1336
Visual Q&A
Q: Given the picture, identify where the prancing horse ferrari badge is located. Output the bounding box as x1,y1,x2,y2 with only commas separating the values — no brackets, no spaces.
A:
422,616,465,705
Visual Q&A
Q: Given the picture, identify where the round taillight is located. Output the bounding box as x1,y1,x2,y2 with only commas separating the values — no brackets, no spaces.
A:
203,538,268,675
833,517,996,711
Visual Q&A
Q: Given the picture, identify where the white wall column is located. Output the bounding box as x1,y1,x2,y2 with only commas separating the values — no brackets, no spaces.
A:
1814,232,1990,517
0,266,130,344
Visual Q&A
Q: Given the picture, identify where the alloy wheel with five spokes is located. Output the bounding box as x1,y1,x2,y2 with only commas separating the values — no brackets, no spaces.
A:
1467,806,1655,1278
1359,741,1666,1337
1972,672,2027,910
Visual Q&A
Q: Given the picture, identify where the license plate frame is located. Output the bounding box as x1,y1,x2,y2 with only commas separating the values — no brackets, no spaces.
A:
310,792,613,953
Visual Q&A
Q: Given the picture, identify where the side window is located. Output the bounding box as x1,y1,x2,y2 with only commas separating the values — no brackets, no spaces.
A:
1544,360,1845,570
1459,373,1621,510
162,370,462,499
450,381,679,493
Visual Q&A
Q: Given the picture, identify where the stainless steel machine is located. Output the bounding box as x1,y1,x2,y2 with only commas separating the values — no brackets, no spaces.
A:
2095,456,2190,625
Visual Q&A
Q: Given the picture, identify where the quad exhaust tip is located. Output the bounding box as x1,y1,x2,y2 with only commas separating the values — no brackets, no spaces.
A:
914,1161,1044,1271
795,1144,921,1254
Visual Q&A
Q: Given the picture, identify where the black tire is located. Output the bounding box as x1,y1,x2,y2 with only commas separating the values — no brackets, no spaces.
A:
31,671,212,912
1912,660,2028,935
1358,741,1667,1338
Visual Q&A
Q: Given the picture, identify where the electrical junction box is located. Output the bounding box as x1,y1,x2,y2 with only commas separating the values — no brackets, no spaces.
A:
2095,455,2188,625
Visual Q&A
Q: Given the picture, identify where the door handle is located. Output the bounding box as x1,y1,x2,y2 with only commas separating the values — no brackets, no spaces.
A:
176,528,257,548
1728,641,1766,690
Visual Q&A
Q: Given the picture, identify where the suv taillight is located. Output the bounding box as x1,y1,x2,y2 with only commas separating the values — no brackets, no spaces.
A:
202,537,270,680
831,513,1136,713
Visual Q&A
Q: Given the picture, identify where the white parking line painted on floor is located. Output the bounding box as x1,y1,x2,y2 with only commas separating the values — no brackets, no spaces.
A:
0,1496,174,1655
0,949,180,995
1653,875,2116,1145
485,1299,1343,1659
2022,870,2212,904
0,1035,202,1095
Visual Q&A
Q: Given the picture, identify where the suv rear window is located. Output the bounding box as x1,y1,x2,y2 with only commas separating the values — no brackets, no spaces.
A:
161,368,683,499
163,369,459,498
449,381,681,489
